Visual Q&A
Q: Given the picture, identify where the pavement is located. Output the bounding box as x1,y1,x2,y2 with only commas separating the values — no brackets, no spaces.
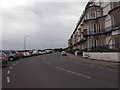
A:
67,53,120,69
2,52,119,88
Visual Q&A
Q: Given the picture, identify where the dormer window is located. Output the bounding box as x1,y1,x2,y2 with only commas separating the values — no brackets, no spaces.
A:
90,11,96,19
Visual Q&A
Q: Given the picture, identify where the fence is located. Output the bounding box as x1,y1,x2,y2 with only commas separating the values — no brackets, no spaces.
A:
83,23,120,37
82,44,120,52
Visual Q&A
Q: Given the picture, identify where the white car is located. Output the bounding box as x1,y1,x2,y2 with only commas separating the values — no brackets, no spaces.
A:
61,51,67,56
32,50,38,56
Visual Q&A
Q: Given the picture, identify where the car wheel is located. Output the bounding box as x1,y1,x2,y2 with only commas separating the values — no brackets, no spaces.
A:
9,57,14,61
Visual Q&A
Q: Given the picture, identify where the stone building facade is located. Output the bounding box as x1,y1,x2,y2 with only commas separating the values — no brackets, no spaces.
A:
68,0,120,61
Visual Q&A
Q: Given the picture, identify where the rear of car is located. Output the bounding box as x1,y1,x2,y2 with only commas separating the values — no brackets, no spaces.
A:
2,50,18,61
0,52,8,67
19,52,25,58
32,50,39,56
61,51,67,56
15,51,20,59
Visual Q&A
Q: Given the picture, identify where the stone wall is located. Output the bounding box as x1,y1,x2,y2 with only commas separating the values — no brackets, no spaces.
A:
83,52,120,62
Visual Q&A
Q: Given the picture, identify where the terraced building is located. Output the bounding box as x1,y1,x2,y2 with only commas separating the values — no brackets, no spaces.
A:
68,0,120,62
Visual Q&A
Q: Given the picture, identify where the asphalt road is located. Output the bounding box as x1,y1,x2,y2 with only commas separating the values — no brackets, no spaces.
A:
2,52,118,88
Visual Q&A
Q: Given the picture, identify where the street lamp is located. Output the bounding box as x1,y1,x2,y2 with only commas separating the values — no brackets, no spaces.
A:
24,35,29,50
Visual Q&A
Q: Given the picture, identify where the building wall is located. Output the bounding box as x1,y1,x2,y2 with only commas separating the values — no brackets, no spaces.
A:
68,0,120,55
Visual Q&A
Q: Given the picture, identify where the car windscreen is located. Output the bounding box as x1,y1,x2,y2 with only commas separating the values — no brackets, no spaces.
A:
10,51,16,54
3,51,10,54
0,53,5,57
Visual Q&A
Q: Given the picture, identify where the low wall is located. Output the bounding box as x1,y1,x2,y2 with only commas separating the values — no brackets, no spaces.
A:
83,52,120,62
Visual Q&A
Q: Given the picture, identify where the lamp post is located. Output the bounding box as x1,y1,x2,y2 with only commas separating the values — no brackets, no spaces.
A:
24,35,29,50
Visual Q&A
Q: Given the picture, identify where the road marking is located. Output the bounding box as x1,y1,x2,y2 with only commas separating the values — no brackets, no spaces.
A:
44,57,46,60
7,77,10,83
73,61,79,64
16,62,18,64
13,64,16,66
44,60,50,64
7,71,10,74
45,61,50,64
56,67,91,79
43,57,50,64
9,67,13,70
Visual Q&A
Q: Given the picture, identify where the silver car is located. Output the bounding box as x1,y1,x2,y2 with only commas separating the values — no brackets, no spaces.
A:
2,50,19,61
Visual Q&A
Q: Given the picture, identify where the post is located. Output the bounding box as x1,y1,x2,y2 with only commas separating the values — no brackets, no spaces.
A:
24,35,29,50
24,35,26,50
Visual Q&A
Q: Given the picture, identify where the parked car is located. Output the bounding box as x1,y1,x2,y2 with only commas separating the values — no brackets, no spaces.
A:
15,51,20,59
38,51,42,55
32,50,39,56
25,52,31,57
2,50,19,61
0,52,8,67
61,51,67,56
18,52,25,58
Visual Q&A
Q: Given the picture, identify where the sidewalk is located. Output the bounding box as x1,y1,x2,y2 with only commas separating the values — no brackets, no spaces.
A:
67,53,120,69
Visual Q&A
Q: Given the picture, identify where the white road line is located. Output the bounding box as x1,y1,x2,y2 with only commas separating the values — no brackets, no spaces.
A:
56,67,91,79
7,77,10,83
7,71,10,74
9,67,13,70
13,64,16,66
16,62,18,64
60,56,62,59
45,61,50,64
73,61,78,64
44,59,50,64
44,57,45,60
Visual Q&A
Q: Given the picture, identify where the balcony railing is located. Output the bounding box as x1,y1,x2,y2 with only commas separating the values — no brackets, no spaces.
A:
83,15,107,23
82,44,120,52
85,5,100,11
83,23,120,37
108,2,120,14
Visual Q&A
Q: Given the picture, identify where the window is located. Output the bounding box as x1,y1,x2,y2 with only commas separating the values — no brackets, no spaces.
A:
101,22,105,32
89,40,92,48
112,2,120,9
114,37,120,49
86,15,88,20
90,11,96,19
92,40,96,47
89,40,97,50
93,24,96,33
113,14,120,26
89,24,96,34
101,39,105,46
3,51,10,54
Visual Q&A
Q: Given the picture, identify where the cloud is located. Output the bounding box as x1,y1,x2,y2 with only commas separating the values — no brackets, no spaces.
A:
2,2,87,50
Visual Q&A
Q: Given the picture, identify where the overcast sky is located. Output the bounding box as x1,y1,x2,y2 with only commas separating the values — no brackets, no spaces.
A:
1,0,88,50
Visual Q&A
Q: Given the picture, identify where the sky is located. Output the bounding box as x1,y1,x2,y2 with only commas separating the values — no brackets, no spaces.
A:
1,0,89,50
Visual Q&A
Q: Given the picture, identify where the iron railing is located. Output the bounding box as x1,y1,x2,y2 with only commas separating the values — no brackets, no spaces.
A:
83,23,120,37
82,44,120,52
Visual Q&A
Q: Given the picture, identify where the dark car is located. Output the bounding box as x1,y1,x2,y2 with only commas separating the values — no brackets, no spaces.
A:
15,51,20,59
0,52,8,67
2,50,19,61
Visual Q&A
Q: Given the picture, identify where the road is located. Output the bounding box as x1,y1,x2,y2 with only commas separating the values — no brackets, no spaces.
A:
2,52,118,88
